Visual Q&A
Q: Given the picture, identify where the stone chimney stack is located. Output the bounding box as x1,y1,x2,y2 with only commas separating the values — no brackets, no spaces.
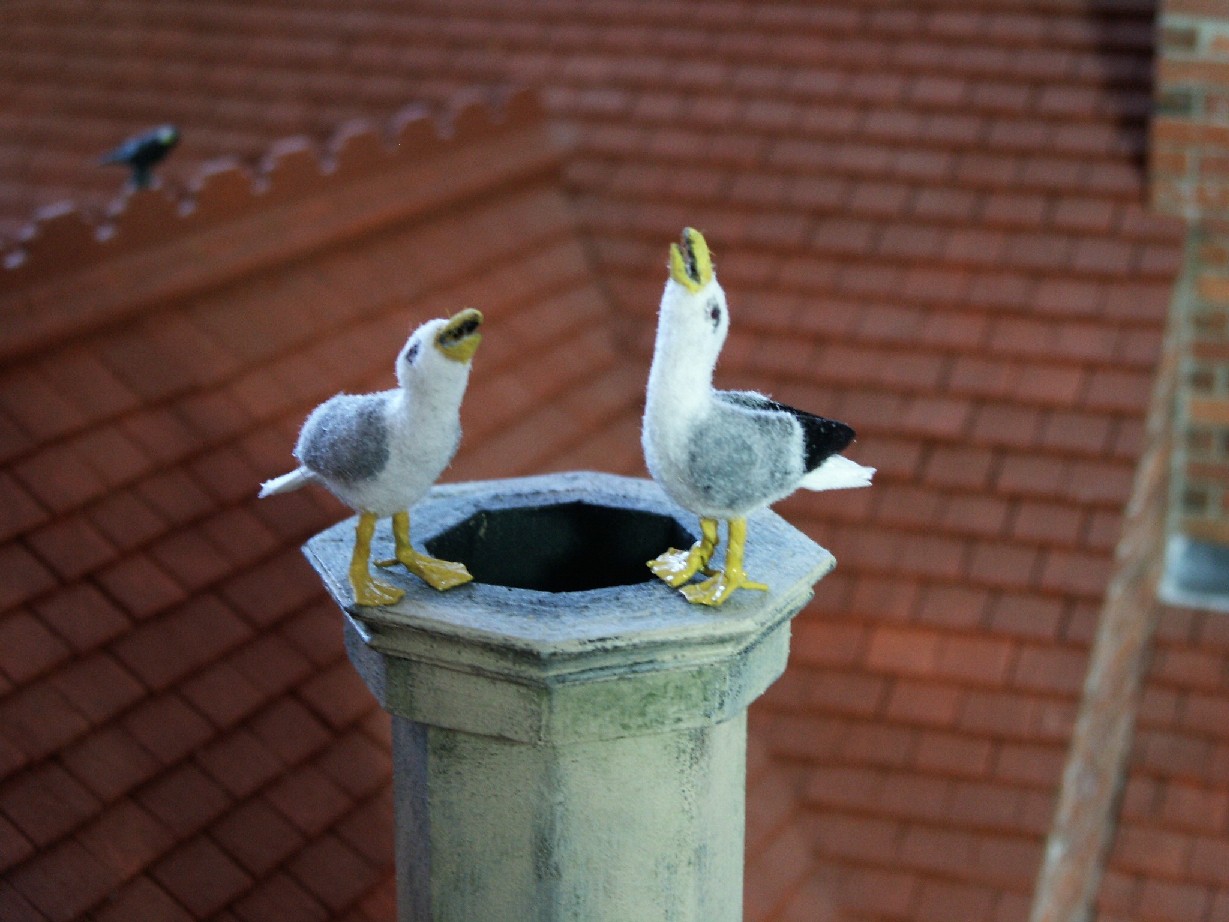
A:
304,472,833,922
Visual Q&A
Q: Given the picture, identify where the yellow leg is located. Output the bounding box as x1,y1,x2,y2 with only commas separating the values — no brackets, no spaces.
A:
376,511,473,591
648,517,719,587
681,517,769,607
350,513,405,606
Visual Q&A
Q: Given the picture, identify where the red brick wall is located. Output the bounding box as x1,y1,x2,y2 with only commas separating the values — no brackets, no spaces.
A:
1174,235,1229,550
1082,8,1229,918
1153,3,1229,560
1152,2,1229,219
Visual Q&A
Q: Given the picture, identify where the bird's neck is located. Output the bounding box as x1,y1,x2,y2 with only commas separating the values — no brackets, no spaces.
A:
646,324,715,419
395,376,464,420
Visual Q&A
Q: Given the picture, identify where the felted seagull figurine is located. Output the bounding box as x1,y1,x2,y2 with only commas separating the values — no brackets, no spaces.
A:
642,228,874,606
260,308,484,606
99,124,180,189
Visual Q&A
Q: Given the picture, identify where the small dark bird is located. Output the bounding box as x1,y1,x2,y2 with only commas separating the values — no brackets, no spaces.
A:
99,124,180,189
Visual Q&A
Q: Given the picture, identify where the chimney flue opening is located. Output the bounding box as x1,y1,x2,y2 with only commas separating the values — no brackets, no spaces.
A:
424,501,695,593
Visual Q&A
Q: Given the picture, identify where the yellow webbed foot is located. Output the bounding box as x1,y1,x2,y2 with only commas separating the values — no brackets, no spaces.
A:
679,568,769,607
351,573,405,607
678,518,766,606
377,510,472,592
648,517,719,587
377,550,473,591
648,544,709,587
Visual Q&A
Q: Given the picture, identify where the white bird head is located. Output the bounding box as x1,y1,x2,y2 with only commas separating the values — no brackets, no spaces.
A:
658,228,729,370
396,308,484,392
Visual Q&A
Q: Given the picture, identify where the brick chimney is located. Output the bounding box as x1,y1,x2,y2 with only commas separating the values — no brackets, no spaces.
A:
1151,2,1229,607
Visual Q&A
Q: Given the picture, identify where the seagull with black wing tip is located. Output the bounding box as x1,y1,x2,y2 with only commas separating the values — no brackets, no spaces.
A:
642,228,875,606
99,124,179,189
260,309,484,606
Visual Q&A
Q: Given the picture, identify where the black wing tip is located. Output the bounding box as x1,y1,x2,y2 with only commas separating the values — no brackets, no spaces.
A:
797,414,855,471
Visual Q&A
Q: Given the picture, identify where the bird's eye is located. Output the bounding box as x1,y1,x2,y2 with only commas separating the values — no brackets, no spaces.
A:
707,299,721,329
404,342,420,364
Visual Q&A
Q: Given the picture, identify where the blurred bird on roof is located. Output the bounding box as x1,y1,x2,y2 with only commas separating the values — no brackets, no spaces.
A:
99,124,180,189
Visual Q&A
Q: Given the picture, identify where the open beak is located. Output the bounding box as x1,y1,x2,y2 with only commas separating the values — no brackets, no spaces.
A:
435,308,484,363
668,227,714,293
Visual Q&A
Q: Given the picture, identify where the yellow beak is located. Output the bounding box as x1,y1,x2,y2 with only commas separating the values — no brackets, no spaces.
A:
434,308,484,363
668,227,714,293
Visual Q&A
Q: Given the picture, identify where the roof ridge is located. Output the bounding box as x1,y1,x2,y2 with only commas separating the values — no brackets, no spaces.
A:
0,87,560,363
1,87,543,283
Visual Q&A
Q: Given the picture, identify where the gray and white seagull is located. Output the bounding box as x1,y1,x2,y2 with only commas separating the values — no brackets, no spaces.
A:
642,228,874,606
260,308,483,606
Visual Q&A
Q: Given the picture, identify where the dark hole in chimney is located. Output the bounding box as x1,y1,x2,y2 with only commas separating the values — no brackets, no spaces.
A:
424,502,695,592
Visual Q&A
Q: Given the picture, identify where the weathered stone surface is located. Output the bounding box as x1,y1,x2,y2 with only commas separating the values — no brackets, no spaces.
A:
394,714,747,922
304,471,834,744
304,471,833,922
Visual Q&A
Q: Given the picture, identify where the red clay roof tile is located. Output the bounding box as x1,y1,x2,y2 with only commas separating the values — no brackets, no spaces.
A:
153,836,254,919
214,796,306,879
0,811,35,873
219,553,327,632
1,682,89,765
61,725,160,804
314,733,388,803
121,693,214,767
95,553,189,622
0,609,70,684
172,657,262,727
335,790,394,869
1136,878,1213,921
195,729,283,800
245,698,329,768
7,837,123,921
129,471,218,536
289,833,382,913
296,664,380,735
1,761,100,848
77,800,174,883
27,518,118,585
46,653,142,729
0,882,48,922
223,635,314,704
32,584,129,654
263,763,351,839
231,871,329,922
134,763,230,841
146,532,235,594
90,876,193,922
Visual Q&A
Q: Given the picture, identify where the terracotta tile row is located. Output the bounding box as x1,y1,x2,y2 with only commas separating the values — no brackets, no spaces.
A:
0,87,606,921
0,89,544,286
0,0,1160,239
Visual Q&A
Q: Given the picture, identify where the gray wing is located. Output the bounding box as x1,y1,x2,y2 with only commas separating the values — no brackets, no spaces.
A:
295,392,392,485
721,390,854,474
685,393,803,510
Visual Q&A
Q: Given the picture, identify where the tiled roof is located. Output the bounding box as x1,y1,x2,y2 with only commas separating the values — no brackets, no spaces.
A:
0,1,1216,921
0,93,645,920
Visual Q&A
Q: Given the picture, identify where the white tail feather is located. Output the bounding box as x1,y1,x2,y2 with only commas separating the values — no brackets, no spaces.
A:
258,467,316,498
800,454,875,491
